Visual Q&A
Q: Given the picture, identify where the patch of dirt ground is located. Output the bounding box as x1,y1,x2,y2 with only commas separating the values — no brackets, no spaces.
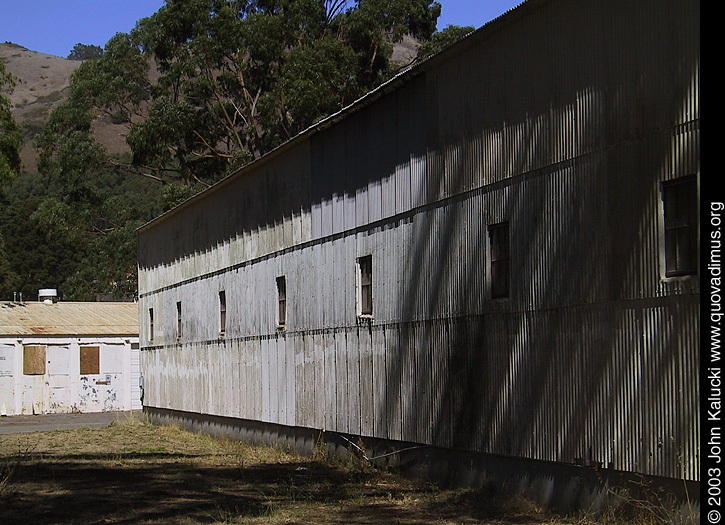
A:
0,414,583,524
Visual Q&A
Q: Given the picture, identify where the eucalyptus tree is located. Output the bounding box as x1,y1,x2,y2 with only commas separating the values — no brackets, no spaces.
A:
39,0,441,192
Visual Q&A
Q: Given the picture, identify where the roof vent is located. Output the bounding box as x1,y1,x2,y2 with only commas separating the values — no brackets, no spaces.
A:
38,289,58,304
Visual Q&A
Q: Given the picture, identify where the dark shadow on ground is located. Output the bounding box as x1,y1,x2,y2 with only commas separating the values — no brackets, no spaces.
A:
0,451,552,524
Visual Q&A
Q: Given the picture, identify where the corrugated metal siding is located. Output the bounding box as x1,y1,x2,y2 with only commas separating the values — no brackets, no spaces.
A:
138,0,699,481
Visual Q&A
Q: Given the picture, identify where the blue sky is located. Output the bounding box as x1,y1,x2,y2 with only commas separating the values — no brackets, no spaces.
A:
1,0,522,59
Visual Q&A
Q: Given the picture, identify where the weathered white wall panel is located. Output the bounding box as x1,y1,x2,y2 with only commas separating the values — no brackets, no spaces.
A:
0,336,140,415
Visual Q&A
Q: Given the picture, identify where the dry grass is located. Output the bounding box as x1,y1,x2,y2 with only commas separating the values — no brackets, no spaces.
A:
0,413,691,524
0,413,590,524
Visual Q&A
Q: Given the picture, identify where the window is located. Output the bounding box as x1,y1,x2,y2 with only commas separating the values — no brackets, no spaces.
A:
219,291,227,335
23,345,45,375
176,301,182,340
357,255,373,316
276,276,287,328
148,308,154,342
80,346,100,375
489,222,510,299
662,176,698,277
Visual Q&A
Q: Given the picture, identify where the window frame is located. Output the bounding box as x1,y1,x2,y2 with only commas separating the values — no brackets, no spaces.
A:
176,301,182,342
148,307,154,342
219,291,227,336
660,175,698,279
357,254,373,318
488,221,510,300
276,276,287,329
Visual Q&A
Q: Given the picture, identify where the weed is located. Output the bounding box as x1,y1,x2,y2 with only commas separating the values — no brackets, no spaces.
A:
0,442,36,496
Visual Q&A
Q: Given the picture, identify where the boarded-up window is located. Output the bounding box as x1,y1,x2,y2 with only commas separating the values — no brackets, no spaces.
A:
23,345,46,375
80,346,100,375
489,222,510,299
358,255,373,316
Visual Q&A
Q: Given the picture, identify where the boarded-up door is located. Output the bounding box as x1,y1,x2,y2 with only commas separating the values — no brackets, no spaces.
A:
47,346,71,412
22,345,47,414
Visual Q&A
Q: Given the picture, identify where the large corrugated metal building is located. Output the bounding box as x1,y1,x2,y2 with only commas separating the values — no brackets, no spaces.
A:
137,0,700,498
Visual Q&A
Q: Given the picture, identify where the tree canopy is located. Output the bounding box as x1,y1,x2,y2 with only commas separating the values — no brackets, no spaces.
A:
415,24,474,60
6,0,451,301
39,0,441,191
67,43,104,61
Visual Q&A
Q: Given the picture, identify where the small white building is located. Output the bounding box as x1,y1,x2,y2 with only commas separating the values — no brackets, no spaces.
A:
0,295,141,415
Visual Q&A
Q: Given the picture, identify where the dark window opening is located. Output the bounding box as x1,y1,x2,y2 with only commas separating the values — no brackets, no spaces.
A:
148,308,154,341
276,276,287,328
219,291,227,334
176,301,182,340
663,176,698,277
489,222,510,299
358,255,373,316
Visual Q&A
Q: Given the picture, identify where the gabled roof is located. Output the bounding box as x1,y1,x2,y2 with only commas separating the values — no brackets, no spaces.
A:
0,302,138,337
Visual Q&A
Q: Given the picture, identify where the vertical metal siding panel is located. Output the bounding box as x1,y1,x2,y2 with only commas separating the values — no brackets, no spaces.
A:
426,148,443,205
285,335,296,427
386,326,403,441
303,334,315,427
332,238,345,328
313,332,325,429
609,308,644,475
372,326,388,439
680,302,700,480
334,330,349,433
311,201,323,241
271,336,281,424
260,338,270,422
395,158,412,217
321,197,333,239
359,326,375,436
409,152,426,210
414,321,432,445
347,236,358,327
323,331,336,431
448,319,469,450
368,179,383,224
399,322,416,443
332,193,344,236
253,339,263,421
294,335,306,428
346,329,362,436
319,243,331,329
240,339,249,420
355,185,368,230
381,172,395,220
230,339,240,418
388,222,399,324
